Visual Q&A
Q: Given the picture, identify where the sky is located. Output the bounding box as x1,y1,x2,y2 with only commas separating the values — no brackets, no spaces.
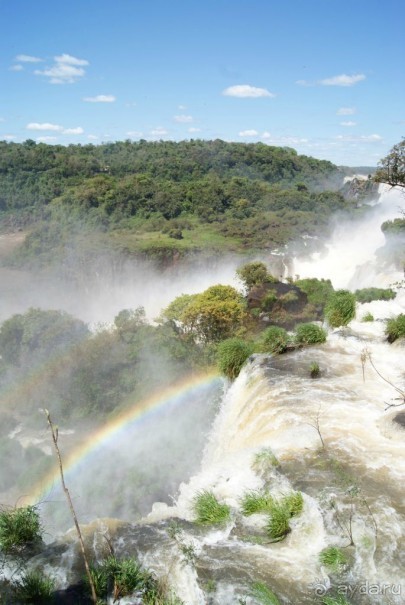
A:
0,0,404,166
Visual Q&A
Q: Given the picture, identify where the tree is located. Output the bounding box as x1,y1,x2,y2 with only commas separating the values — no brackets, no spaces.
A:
236,261,275,291
374,139,405,188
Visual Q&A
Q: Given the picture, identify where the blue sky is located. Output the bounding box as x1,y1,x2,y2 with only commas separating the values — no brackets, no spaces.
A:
0,0,404,166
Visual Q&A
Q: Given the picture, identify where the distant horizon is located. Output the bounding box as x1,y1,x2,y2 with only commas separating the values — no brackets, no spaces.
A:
1,1,403,166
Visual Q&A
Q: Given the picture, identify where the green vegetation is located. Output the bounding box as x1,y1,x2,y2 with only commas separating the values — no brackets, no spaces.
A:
88,555,150,601
240,490,275,516
374,138,405,188
325,290,356,328
295,323,327,345
282,491,304,517
12,570,55,604
259,326,290,354
192,490,231,526
361,312,374,322
217,337,253,379
322,595,352,605
266,503,291,540
310,361,321,377
251,582,281,605
295,277,334,309
236,261,276,290
0,505,43,555
355,287,396,303
253,448,280,471
385,313,405,342
319,546,348,572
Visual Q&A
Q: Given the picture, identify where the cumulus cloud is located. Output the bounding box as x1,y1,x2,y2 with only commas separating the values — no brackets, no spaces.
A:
26,122,63,131
239,129,259,137
222,84,275,98
340,121,357,127
87,134,98,140
9,64,24,71
320,74,366,86
83,95,116,103
174,114,193,123
15,54,42,63
62,127,84,135
337,107,356,115
34,54,88,84
150,127,169,136
36,136,57,142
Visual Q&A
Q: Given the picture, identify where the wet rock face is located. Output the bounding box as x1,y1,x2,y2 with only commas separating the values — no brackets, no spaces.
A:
393,411,405,428
340,176,379,203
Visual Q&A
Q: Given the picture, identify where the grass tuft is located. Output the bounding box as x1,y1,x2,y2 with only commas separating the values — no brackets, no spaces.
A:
319,546,348,572
281,491,304,517
322,596,351,605
266,504,291,540
12,570,54,603
192,490,231,525
240,490,274,516
251,581,281,605
0,505,43,555
361,312,374,322
252,447,280,471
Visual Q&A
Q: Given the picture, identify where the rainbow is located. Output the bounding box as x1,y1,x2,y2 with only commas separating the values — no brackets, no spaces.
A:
27,370,221,505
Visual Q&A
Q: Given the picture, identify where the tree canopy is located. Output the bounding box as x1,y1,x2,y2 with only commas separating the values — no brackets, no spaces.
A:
375,139,405,188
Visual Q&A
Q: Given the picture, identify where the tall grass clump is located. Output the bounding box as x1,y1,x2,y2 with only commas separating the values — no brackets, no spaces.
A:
240,490,274,516
282,491,304,517
325,290,356,328
319,546,348,572
88,555,151,600
0,505,43,555
217,338,253,379
266,504,291,540
355,287,396,303
295,323,327,345
322,596,351,605
253,448,280,471
361,312,374,322
12,571,55,603
385,313,405,342
259,326,290,354
251,581,281,605
192,490,231,525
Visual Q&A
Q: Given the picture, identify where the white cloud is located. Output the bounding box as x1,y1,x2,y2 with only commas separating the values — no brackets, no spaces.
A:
174,114,193,123
178,104,187,110
2,135,16,140
87,135,98,140
127,130,143,137
222,84,275,98
296,79,312,87
320,74,366,87
336,134,382,142
36,136,57,142
15,54,42,63
26,122,63,131
62,127,84,135
150,127,169,136
10,64,24,72
337,107,356,115
261,131,272,139
340,121,357,127
83,95,116,103
188,127,201,133
34,54,88,84
261,134,308,145
239,129,259,137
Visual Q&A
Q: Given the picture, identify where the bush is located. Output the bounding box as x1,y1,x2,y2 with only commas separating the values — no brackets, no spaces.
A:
0,505,43,555
325,290,356,327
12,571,55,603
355,287,396,303
260,291,278,311
319,546,348,572
259,326,290,354
217,337,253,379
236,261,276,290
192,490,231,525
295,323,327,345
385,313,405,342
295,278,334,308
310,361,320,378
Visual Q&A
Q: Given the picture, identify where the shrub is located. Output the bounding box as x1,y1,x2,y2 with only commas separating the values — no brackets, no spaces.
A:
295,278,334,308
240,490,274,516
361,312,374,322
192,490,231,525
251,582,281,605
0,505,43,555
259,326,290,354
217,337,253,379
12,571,55,603
266,504,291,540
385,313,405,342
261,291,277,311
325,290,356,328
319,546,348,572
295,323,327,345
236,261,276,290
355,287,396,303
